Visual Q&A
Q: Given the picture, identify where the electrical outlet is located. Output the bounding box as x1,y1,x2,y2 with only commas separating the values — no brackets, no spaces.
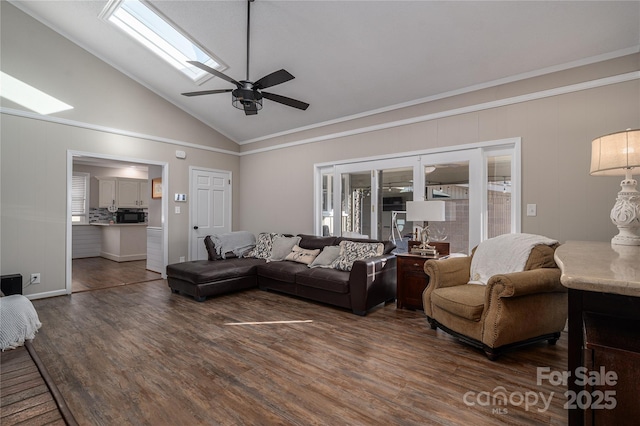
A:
31,273,41,284
179,256,185,262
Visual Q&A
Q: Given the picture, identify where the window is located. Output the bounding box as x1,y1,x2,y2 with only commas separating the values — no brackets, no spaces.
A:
319,169,334,236
100,0,225,84
422,158,470,253
72,173,90,223
315,139,521,254
486,154,513,239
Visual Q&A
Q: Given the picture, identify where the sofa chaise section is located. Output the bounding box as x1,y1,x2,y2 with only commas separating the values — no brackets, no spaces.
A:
166,258,265,302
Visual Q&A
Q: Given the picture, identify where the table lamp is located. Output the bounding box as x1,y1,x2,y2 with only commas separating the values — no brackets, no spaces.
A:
590,129,640,246
406,200,446,253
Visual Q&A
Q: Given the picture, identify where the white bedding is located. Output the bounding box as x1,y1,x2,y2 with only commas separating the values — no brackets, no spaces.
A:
0,294,42,351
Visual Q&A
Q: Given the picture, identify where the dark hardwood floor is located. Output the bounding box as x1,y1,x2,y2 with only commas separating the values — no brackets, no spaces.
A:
30,280,569,425
0,342,77,426
72,258,161,293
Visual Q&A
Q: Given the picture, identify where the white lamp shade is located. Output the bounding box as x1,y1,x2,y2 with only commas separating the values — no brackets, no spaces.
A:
406,200,446,222
590,129,640,176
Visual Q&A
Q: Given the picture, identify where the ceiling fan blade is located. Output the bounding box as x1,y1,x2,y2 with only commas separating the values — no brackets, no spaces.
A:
261,92,309,110
187,61,241,87
254,69,295,90
181,89,233,97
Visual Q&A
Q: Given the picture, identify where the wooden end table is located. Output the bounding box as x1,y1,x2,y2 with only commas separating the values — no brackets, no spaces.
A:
396,242,449,311
396,253,436,310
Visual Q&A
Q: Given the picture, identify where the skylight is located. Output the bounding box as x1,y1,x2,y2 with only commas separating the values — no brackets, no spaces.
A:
99,0,224,84
0,71,73,115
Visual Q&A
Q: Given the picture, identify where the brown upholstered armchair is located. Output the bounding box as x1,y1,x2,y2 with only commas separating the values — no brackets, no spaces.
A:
422,243,567,360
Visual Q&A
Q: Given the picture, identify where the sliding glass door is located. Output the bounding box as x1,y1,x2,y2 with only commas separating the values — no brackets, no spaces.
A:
315,138,520,253
319,169,334,236
420,155,473,254
341,170,372,238
378,167,414,244
485,149,517,239
319,159,417,240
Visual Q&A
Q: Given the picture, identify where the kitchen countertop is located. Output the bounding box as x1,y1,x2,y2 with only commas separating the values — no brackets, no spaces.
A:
554,240,640,297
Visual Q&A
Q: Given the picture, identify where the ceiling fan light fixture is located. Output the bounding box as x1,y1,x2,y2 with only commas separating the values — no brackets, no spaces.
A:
232,87,263,111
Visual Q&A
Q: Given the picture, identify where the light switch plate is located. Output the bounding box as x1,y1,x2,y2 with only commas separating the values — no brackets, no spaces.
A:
526,204,537,216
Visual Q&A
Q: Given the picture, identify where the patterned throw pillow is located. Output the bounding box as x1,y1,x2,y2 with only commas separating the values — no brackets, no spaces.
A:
285,245,321,265
245,232,279,259
330,240,385,271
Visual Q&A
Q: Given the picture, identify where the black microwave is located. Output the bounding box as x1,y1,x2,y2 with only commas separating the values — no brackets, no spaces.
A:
116,211,146,223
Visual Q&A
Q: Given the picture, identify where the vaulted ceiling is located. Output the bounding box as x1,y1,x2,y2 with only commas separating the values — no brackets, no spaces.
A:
11,0,640,144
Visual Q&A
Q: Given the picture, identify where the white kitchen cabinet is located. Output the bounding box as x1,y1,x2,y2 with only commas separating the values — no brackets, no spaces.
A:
139,181,149,208
98,178,149,209
117,179,141,208
97,178,117,209
116,178,149,208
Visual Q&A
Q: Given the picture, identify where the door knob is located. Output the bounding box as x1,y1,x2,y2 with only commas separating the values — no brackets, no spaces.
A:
193,226,199,230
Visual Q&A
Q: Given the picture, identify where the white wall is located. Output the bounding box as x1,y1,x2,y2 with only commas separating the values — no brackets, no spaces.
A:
0,3,240,298
238,55,640,243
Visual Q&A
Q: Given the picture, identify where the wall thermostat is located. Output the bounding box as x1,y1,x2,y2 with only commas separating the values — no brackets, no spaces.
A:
175,150,187,159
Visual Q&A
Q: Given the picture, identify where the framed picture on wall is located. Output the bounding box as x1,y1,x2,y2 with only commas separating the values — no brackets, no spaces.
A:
152,178,162,199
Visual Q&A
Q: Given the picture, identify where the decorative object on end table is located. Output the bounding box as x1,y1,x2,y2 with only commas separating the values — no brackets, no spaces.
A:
590,129,640,246
406,200,446,255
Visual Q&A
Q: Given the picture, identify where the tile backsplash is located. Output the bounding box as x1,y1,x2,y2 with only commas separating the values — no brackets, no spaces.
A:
89,208,147,223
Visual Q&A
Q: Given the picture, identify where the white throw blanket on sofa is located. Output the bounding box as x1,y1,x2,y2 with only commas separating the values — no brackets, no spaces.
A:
0,295,42,351
212,231,256,259
469,233,558,285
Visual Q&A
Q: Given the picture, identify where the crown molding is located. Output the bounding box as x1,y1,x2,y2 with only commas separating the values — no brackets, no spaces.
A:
3,71,638,158
0,107,240,157
239,71,640,156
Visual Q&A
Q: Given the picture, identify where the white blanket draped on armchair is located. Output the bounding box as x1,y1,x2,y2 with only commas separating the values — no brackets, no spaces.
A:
469,233,558,285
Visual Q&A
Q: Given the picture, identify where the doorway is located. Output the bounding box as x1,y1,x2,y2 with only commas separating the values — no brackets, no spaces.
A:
72,258,160,292
66,151,169,295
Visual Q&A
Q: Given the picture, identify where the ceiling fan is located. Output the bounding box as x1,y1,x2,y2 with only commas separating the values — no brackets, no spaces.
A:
181,0,309,116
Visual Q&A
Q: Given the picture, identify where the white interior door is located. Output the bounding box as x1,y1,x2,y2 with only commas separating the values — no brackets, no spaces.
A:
190,168,231,260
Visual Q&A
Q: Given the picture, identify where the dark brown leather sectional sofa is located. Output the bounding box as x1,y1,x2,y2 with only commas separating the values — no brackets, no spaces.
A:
166,234,397,316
